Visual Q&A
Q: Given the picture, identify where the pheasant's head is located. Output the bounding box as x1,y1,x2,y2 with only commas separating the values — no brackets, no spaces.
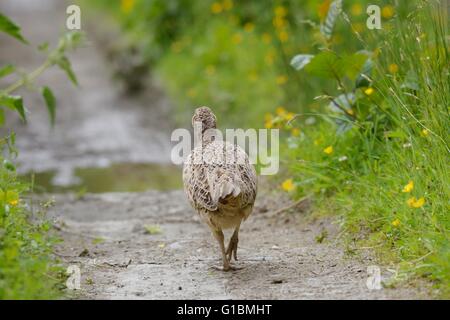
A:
192,106,217,133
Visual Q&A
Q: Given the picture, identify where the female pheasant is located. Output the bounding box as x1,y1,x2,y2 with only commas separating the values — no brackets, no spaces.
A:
183,107,257,271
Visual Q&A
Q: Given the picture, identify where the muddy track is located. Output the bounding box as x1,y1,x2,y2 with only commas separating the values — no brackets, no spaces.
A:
1,0,429,299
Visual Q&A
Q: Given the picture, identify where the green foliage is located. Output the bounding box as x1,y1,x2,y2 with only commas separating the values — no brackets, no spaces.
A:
42,87,56,127
287,1,449,295
0,12,83,299
0,12,27,43
0,138,64,299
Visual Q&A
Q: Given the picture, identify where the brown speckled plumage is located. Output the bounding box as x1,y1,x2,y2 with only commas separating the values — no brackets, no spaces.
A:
183,107,257,270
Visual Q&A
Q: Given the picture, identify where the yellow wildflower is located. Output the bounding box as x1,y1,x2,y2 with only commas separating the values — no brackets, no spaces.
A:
281,179,295,192
278,30,289,43
264,120,273,129
276,106,286,116
120,0,135,14
407,197,425,208
211,2,223,14
382,5,395,19
364,87,374,96
274,5,287,17
350,3,363,16
420,129,429,137
285,112,295,121
391,219,401,228
244,22,255,32
388,63,399,74
9,199,18,206
323,145,333,154
402,181,414,193
291,128,300,137
262,33,272,44
222,0,233,10
273,16,286,29
276,75,288,85
232,33,242,44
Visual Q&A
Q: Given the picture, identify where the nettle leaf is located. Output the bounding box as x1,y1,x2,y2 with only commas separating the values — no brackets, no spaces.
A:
0,64,15,78
320,0,343,40
305,51,344,79
0,12,27,43
0,94,26,122
57,56,78,86
42,86,56,126
342,53,368,80
290,54,314,71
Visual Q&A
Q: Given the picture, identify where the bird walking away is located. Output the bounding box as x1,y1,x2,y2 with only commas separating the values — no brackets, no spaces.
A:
183,107,257,271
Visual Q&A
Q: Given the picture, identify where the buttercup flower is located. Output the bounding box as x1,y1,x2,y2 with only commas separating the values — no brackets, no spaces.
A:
277,30,289,43
281,178,295,192
285,112,295,121
391,218,401,227
420,129,429,137
222,0,233,10
388,63,399,74
120,0,135,14
351,3,363,16
364,87,374,95
276,106,286,116
244,22,255,32
402,181,414,193
323,145,333,154
407,197,425,208
382,5,395,19
211,2,223,14
274,5,287,18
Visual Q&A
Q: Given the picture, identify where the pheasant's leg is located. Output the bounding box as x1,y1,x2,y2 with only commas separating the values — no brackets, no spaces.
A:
212,229,230,271
226,222,241,261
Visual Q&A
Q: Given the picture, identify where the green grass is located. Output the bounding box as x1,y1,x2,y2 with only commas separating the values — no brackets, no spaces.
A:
285,1,449,295
0,144,64,299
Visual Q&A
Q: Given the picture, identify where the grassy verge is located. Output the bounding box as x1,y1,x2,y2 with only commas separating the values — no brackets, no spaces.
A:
0,137,64,299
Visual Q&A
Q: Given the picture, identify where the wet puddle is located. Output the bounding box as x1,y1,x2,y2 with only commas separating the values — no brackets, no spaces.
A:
21,163,182,193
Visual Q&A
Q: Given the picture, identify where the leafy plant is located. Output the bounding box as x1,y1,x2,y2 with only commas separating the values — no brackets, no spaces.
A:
0,12,83,299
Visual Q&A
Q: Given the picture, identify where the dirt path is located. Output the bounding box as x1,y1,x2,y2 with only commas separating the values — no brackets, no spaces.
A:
46,189,425,299
1,1,429,299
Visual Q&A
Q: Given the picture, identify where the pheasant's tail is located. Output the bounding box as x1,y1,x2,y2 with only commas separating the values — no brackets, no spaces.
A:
212,180,241,205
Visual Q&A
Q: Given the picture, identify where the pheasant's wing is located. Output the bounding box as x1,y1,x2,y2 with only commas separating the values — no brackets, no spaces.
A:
183,151,218,212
